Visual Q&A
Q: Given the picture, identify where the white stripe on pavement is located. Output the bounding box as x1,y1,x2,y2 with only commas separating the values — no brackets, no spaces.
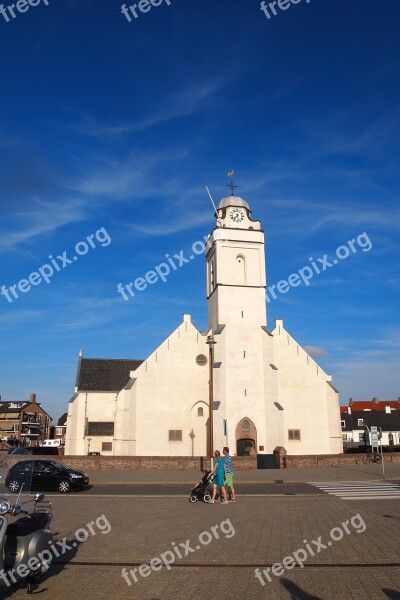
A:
308,480,400,500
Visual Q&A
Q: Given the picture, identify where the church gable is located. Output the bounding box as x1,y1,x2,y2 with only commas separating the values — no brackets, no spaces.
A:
271,319,332,383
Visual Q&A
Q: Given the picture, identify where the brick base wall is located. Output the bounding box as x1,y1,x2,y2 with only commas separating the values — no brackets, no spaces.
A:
4,455,257,471
5,453,399,470
282,453,400,468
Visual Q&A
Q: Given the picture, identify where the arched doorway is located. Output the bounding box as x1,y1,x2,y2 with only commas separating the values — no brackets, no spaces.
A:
235,417,257,456
190,402,208,456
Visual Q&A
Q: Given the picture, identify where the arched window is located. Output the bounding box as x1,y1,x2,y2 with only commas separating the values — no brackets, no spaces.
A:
198,407,204,417
242,419,250,432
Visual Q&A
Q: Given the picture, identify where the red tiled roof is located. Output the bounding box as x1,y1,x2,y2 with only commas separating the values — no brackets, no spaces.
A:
349,400,400,412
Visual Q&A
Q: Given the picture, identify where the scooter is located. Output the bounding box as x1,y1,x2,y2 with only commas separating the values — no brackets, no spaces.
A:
0,485,53,594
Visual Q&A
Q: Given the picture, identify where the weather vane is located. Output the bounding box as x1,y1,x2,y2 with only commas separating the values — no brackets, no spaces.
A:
227,170,238,196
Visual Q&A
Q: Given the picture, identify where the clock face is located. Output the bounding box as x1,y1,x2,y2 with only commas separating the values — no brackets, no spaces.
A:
230,208,245,223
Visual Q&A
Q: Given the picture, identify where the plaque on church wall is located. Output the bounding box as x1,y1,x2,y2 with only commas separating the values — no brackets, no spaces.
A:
87,422,114,436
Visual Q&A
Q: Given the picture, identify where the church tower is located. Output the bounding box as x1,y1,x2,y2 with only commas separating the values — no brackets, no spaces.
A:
206,194,267,331
205,187,279,455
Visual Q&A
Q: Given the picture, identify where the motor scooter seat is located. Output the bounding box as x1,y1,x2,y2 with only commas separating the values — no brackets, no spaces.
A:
6,513,50,537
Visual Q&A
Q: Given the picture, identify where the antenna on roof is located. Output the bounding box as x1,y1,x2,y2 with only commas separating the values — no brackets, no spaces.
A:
205,185,218,215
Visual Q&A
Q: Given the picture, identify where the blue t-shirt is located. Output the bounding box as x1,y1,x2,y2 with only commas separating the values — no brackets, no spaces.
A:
225,454,233,474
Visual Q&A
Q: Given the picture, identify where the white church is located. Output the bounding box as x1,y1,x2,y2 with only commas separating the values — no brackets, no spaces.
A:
65,189,343,457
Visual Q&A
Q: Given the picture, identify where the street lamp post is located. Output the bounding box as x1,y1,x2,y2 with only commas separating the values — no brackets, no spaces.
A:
206,334,217,470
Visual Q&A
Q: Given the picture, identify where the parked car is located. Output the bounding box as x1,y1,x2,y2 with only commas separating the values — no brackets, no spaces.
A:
5,459,89,494
88,451,100,456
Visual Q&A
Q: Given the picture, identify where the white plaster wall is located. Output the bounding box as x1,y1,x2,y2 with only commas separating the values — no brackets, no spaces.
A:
130,315,209,456
272,320,343,455
262,330,285,452
65,391,117,455
114,386,137,456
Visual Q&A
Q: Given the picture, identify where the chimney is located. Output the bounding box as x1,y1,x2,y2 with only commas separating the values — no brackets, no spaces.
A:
372,397,379,403
30,393,36,403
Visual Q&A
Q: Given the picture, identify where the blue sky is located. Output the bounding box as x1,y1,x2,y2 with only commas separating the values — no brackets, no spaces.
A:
0,0,399,421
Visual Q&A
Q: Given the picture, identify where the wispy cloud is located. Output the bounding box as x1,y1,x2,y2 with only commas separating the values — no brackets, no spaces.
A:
303,345,328,358
0,198,87,254
73,77,233,140
0,309,42,329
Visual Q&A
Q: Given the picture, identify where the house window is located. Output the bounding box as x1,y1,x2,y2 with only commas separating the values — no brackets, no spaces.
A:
288,429,301,441
341,420,345,428
102,442,112,452
357,419,363,426
242,420,250,432
358,433,364,442
169,430,182,442
56,427,63,436
342,434,348,441
198,407,204,417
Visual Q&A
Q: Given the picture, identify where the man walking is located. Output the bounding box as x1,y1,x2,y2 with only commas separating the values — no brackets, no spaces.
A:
223,447,236,502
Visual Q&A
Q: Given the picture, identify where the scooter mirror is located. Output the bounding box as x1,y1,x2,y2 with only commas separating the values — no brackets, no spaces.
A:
0,498,11,514
34,492,45,502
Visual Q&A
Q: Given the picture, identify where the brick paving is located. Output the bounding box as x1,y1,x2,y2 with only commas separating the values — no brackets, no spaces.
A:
1,469,400,599
6,565,400,599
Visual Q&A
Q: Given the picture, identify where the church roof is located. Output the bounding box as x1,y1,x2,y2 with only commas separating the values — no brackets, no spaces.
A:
218,196,250,210
57,412,68,426
76,358,143,392
341,410,400,431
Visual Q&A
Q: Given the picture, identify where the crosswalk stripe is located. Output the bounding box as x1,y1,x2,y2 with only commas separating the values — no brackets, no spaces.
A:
308,480,400,500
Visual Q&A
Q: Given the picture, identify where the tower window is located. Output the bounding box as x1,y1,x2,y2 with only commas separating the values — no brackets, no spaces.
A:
242,420,250,432
198,407,204,417
169,430,182,442
288,429,301,441
235,254,246,285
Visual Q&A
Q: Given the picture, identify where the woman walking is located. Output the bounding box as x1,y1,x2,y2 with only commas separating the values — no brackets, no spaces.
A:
210,450,228,504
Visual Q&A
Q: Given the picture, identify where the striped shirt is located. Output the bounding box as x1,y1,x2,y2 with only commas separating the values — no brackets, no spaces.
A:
224,454,233,474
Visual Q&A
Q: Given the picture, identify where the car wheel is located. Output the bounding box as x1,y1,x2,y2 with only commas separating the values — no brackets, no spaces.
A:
58,479,72,493
7,479,22,493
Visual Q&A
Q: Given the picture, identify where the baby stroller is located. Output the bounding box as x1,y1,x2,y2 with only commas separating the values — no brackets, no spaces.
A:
189,470,213,503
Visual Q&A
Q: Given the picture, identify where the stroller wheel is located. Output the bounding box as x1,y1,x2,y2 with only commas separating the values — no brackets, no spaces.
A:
189,494,198,503
203,493,212,503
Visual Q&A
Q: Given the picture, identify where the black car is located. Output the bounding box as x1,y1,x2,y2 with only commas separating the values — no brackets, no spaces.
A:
5,460,89,494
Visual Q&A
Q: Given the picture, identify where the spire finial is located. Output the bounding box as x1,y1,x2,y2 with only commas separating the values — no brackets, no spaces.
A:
227,170,238,196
